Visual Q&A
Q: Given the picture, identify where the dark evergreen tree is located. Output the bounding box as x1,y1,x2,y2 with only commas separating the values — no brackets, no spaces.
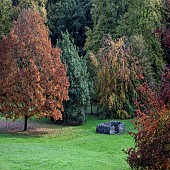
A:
57,32,90,125
47,0,93,55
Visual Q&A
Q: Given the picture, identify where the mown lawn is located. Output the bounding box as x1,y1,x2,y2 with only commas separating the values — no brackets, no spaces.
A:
0,115,134,170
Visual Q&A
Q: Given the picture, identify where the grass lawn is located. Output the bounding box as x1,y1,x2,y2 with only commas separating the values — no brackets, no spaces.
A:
0,115,134,170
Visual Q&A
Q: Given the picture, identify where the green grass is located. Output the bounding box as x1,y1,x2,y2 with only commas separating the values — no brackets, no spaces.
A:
0,115,134,170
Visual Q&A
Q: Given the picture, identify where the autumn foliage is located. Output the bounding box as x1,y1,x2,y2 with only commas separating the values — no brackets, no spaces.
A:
126,66,170,170
90,36,143,119
0,9,69,130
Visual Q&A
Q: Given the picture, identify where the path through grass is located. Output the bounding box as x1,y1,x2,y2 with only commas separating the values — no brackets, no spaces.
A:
0,116,134,170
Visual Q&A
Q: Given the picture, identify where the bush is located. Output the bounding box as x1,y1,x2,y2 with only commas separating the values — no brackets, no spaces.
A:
125,66,170,170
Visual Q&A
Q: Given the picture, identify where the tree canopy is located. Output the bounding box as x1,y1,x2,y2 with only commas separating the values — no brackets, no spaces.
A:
89,36,143,119
85,0,164,80
0,9,69,130
47,0,93,55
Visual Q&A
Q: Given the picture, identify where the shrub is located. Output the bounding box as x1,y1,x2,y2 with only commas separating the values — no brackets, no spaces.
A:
125,66,170,170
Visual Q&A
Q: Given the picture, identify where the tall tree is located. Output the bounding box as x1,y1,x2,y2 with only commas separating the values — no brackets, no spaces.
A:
0,9,69,131
90,36,143,119
85,0,127,53
47,0,93,55
117,0,164,78
85,0,164,80
57,32,90,125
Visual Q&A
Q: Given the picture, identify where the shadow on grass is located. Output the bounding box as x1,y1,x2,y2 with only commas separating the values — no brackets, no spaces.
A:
0,118,80,139
0,119,60,138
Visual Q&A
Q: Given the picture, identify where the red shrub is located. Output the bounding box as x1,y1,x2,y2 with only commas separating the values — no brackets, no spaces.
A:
126,66,170,170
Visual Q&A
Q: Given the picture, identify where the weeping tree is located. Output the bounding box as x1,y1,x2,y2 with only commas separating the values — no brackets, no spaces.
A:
0,9,69,131
89,36,144,119
57,32,90,125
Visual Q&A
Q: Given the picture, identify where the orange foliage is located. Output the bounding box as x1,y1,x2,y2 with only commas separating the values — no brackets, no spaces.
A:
92,36,143,118
0,9,69,130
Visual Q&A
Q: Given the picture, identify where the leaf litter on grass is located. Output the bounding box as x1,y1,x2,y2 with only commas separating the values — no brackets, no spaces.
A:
0,119,80,138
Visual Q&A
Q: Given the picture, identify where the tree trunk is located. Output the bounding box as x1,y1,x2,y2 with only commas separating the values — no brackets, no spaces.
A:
24,114,28,131
91,100,93,115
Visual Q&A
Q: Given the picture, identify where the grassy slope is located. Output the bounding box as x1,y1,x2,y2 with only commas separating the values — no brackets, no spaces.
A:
0,116,134,170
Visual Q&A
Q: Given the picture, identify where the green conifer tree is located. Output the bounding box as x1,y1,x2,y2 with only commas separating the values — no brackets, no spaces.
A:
47,0,93,55
57,32,90,125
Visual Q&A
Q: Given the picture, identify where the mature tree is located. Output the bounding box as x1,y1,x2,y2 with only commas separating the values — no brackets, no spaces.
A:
57,32,90,125
84,0,128,111
117,0,164,79
85,0,127,53
0,9,69,131
89,36,143,119
0,0,13,38
85,0,164,80
47,0,93,55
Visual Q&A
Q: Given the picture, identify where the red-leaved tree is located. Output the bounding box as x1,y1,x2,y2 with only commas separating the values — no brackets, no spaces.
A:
0,9,69,131
126,66,170,170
